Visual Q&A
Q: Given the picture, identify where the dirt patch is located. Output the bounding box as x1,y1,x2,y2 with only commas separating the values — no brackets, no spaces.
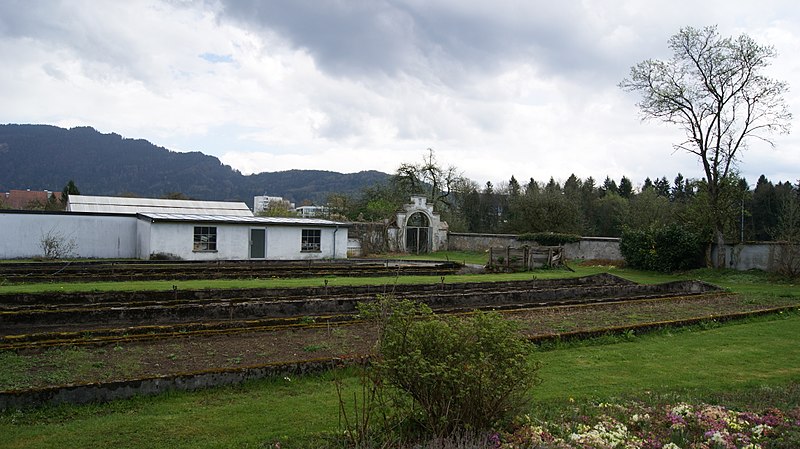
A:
1,293,797,391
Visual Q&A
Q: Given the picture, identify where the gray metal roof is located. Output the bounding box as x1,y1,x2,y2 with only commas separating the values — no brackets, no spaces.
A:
138,212,347,227
68,195,253,216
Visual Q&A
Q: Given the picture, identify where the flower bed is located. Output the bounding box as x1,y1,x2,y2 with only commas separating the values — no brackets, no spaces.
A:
498,400,800,449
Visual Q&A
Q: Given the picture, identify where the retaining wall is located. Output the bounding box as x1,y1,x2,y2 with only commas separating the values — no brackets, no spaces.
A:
0,358,349,411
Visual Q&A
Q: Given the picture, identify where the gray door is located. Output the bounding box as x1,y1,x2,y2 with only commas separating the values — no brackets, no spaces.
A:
250,228,266,259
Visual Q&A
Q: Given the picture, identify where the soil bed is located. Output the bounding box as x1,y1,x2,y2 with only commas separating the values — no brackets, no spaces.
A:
1,292,796,391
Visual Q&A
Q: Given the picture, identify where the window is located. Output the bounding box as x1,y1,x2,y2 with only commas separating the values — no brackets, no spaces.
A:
193,226,217,251
301,229,321,252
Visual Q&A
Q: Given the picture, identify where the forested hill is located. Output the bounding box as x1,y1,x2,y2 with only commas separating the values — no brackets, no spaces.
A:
0,124,389,205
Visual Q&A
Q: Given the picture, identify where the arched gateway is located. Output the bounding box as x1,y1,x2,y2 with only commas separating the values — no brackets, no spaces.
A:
391,195,448,254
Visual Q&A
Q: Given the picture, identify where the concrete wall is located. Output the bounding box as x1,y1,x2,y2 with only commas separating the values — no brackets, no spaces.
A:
712,242,797,272
447,232,622,261
0,212,138,259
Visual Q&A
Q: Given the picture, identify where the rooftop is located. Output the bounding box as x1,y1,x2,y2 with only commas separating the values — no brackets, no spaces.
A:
67,195,253,216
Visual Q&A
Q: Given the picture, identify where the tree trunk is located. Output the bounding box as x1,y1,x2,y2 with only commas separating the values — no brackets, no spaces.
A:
714,227,727,268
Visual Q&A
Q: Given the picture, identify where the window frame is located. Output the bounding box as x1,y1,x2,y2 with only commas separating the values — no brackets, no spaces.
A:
193,226,218,252
301,229,322,252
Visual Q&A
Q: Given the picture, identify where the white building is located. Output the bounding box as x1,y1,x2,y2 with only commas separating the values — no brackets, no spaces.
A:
295,205,329,218
0,195,347,260
253,195,295,214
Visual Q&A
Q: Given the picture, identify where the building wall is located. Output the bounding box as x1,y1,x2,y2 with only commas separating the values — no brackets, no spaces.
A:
0,212,137,259
147,222,247,260
0,212,348,261
136,220,152,259
265,225,348,260
146,222,348,260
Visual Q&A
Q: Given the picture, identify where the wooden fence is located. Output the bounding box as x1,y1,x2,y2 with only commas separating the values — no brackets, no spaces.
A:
488,246,564,271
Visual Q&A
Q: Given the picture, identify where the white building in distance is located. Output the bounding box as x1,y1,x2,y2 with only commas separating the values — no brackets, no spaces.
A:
0,195,347,260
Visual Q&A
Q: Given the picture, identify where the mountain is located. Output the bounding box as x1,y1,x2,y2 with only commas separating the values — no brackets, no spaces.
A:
0,124,389,206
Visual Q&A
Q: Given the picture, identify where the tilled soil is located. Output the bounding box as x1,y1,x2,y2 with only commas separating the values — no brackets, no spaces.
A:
3,293,797,391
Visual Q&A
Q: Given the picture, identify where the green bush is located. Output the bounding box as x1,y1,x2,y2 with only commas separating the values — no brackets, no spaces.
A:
620,224,704,272
360,297,540,438
517,232,581,246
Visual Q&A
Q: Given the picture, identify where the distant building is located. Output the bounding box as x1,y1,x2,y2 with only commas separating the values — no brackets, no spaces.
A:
295,205,329,218
1,189,62,209
253,195,295,214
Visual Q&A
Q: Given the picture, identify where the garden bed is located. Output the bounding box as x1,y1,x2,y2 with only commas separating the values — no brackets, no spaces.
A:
2,291,796,392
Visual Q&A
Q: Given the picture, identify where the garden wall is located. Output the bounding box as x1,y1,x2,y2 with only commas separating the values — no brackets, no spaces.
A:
711,242,797,272
448,233,622,262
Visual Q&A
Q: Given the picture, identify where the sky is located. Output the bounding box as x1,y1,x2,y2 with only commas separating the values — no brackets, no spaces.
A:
1,0,798,190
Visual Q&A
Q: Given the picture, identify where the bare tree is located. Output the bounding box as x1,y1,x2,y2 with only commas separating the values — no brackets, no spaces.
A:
39,229,78,259
620,25,792,267
394,148,464,211
772,183,800,277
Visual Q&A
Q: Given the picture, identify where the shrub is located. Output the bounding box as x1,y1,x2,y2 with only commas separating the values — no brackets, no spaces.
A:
39,229,77,259
149,252,182,261
360,297,540,438
620,223,704,272
517,232,581,246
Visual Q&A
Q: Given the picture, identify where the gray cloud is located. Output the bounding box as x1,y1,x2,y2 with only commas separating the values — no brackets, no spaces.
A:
212,0,625,86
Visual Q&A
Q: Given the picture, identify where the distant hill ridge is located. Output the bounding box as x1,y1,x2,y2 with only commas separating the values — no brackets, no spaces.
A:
0,124,389,206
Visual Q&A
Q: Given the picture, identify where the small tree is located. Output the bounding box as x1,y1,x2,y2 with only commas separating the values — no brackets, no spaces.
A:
621,26,792,267
39,229,78,259
256,199,298,217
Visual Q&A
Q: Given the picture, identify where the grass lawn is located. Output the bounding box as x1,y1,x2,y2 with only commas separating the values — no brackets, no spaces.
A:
2,312,799,449
1,263,797,298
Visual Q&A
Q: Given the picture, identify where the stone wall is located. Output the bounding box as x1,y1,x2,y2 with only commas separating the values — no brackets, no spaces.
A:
447,233,519,251
563,237,623,261
448,233,622,262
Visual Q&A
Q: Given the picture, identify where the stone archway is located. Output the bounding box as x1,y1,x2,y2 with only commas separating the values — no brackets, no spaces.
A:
405,211,431,254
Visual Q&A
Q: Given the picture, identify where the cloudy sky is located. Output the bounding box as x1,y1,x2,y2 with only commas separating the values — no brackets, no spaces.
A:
1,0,798,189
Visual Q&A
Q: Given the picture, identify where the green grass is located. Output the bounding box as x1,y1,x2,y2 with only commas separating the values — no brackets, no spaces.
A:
0,265,607,294
1,263,797,297
2,312,799,449
0,373,347,449
377,250,490,265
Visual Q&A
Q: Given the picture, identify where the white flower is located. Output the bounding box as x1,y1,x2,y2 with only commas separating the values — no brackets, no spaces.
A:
752,424,771,437
662,443,682,449
709,430,728,446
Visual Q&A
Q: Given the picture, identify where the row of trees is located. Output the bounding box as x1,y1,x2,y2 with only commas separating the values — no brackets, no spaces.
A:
326,158,799,245
330,25,794,271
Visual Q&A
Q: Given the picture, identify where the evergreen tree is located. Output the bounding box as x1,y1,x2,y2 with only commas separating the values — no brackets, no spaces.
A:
618,176,634,199
60,180,80,207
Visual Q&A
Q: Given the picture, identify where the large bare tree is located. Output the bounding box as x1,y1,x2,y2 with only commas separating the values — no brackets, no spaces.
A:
621,26,792,267
394,148,463,211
